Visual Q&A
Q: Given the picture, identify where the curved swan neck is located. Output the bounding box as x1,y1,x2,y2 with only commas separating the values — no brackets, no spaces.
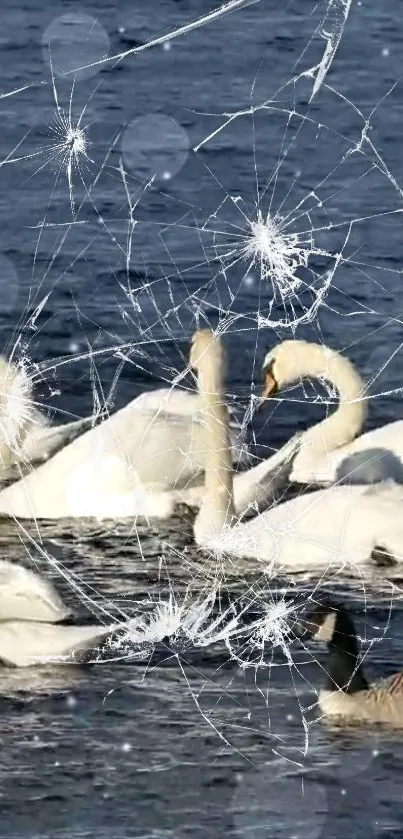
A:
194,352,235,541
292,344,367,455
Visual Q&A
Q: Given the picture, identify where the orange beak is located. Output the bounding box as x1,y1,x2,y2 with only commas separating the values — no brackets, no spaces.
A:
261,369,278,400
254,367,278,412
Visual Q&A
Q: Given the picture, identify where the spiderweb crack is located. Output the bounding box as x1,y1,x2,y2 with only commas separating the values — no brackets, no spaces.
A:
2,0,403,780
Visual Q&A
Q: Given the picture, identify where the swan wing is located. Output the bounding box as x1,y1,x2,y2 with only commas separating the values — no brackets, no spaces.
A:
20,416,95,465
129,396,247,471
173,433,302,515
131,388,200,416
131,388,243,424
0,621,123,667
0,384,247,518
233,432,302,517
300,420,403,485
0,561,71,623
0,408,95,483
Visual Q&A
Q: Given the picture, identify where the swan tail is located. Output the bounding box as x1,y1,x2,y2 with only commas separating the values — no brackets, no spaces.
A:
0,621,125,667
0,561,71,624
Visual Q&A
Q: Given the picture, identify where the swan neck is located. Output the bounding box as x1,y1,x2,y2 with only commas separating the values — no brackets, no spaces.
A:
298,345,367,455
194,359,235,541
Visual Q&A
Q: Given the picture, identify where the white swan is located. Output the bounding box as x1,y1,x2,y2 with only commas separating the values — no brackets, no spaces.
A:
0,560,123,667
259,340,403,486
0,350,299,520
0,560,71,622
192,329,403,573
0,355,35,476
0,355,93,480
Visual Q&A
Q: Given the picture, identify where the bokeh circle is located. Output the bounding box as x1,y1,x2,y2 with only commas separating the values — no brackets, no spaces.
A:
42,13,110,81
121,114,190,184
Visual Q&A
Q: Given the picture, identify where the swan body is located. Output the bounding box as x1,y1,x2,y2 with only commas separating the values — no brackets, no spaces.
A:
0,385,247,520
192,330,403,573
0,356,299,520
0,559,123,667
260,340,403,486
200,481,403,573
318,679,403,727
297,599,403,728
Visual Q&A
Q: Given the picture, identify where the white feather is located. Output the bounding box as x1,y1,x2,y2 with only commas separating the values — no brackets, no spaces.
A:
260,341,403,487
0,383,248,519
0,560,70,623
193,331,403,573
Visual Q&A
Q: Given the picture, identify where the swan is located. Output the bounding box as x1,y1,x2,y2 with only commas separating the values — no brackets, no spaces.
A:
0,355,36,476
0,559,71,622
0,354,93,481
0,559,123,667
0,350,239,485
259,340,403,486
191,329,403,573
0,355,289,519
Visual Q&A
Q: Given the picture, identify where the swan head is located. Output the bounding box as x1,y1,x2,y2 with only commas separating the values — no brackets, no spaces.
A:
260,340,337,401
261,340,310,400
260,339,366,405
189,329,225,376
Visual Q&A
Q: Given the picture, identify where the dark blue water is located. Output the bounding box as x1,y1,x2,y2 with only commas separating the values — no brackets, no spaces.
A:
2,1,403,837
